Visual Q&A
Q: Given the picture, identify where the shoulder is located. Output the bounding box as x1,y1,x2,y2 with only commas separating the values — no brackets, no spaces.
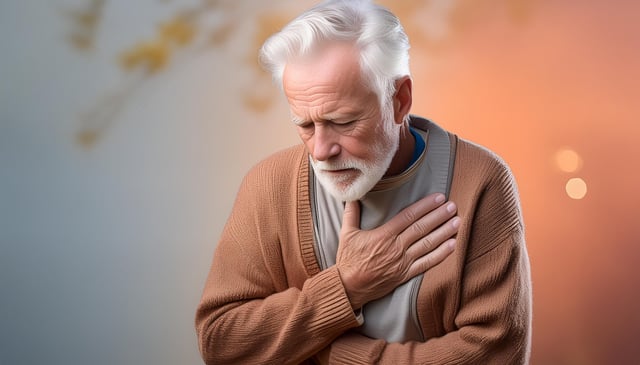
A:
410,116,513,182
225,144,308,236
451,137,517,194
455,137,511,174
237,144,308,205
243,144,307,186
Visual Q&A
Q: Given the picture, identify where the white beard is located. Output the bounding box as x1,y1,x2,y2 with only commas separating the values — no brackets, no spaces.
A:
310,107,400,202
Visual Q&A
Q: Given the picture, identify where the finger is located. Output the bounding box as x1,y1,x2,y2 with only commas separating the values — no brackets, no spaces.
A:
341,200,361,232
405,216,460,259
405,238,456,280
382,193,446,237
397,201,457,250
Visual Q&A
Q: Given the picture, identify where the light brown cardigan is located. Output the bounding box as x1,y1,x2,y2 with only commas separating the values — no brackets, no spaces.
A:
196,135,532,364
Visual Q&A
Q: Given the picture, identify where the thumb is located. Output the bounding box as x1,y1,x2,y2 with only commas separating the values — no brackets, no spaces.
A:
341,200,361,232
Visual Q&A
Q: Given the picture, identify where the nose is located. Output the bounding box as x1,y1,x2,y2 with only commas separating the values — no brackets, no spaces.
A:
312,125,341,162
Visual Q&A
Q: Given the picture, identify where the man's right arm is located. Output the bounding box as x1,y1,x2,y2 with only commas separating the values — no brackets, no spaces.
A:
195,164,457,364
195,165,361,364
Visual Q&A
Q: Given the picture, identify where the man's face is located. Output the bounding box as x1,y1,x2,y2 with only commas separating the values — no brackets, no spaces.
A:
282,43,400,201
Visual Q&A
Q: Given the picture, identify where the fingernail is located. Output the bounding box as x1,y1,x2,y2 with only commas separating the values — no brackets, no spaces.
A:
435,194,445,203
451,217,460,228
446,202,456,213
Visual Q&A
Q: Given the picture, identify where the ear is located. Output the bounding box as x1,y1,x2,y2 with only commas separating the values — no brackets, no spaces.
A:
392,76,413,125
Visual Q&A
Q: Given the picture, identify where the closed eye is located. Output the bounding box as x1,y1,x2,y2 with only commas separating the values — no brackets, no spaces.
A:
297,122,314,130
334,119,359,132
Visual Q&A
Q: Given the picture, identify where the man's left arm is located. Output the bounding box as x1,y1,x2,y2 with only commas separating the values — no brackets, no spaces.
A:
321,231,531,364
316,157,532,365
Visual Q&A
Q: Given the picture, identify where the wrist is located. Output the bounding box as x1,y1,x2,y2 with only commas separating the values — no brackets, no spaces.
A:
336,265,366,310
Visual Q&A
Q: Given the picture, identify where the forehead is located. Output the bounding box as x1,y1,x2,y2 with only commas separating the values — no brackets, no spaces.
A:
283,43,366,94
282,43,377,116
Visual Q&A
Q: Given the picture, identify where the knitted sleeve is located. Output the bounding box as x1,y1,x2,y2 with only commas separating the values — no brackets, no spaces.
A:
323,140,533,364
195,147,362,365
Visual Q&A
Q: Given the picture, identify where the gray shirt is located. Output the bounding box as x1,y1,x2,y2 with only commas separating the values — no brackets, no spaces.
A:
310,116,455,343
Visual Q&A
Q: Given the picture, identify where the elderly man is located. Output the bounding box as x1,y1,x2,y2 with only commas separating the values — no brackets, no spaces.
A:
195,1,532,364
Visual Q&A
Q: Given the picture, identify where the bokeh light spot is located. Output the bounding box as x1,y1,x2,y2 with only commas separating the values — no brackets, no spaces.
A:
555,148,583,173
566,177,588,199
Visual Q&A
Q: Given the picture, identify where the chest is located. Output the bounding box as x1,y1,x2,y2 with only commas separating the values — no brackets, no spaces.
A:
309,124,454,342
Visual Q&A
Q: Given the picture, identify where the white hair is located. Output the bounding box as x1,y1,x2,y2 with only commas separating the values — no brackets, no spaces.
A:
259,0,411,107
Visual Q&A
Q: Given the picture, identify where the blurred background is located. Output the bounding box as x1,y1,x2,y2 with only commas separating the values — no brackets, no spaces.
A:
1,0,639,364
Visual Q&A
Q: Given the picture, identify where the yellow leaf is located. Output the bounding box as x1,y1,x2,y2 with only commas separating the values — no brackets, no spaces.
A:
119,41,170,73
159,16,195,46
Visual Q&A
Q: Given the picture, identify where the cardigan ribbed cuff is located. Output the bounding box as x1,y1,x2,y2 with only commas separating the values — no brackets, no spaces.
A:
304,266,362,334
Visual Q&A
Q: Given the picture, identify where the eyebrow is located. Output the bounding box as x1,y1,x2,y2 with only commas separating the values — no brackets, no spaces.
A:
291,115,306,126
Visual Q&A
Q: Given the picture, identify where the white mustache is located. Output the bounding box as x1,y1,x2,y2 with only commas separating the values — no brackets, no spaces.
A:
312,159,368,171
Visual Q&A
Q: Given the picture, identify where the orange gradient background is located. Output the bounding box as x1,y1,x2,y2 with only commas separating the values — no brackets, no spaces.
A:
398,1,640,363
